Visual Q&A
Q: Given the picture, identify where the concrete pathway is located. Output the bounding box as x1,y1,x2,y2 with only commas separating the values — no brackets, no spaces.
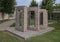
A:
0,20,15,30
0,20,15,27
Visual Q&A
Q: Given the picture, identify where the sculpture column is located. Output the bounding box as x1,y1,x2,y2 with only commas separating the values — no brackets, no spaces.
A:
43,10,48,28
35,8,40,31
23,7,28,32
37,8,40,30
15,8,20,31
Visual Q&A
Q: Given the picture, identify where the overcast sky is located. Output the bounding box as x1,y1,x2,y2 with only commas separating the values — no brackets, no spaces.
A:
16,0,60,6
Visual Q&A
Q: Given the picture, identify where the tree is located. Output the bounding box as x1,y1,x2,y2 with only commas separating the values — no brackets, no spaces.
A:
0,0,2,9
54,4,60,23
0,0,15,20
54,4,60,9
40,0,49,9
30,0,38,7
5,0,16,19
0,0,5,20
40,0,56,20
46,0,55,20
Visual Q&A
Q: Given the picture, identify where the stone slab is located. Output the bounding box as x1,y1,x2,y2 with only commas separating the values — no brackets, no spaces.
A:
0,27,8,31
6,27,55,40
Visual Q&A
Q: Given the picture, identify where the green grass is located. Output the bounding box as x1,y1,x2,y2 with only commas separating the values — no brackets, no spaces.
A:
48,23,60,30
10,23,16,27
0,23,60,42
0,31,24,42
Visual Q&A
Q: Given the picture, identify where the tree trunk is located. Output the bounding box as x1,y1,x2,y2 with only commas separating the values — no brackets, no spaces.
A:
1,12,4,21
49,12,52,20
8,14,10,20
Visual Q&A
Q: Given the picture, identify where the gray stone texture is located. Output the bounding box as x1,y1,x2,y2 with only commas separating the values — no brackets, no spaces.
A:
15,6,48,32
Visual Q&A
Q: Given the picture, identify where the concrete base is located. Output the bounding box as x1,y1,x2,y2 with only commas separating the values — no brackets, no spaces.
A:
6,27,55,40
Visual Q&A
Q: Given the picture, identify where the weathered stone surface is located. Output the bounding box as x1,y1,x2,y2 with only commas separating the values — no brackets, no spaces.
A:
15,6,48,32
7,27,55,40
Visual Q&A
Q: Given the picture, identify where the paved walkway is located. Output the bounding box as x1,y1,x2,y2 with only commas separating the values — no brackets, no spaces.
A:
0,20,15,27
0,20,15,30
48,22,54,24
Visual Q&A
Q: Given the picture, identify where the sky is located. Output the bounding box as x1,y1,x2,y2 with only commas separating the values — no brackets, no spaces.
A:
16,0,60,6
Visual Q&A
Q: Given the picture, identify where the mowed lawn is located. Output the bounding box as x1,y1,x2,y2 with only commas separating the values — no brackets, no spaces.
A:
0,23,60,42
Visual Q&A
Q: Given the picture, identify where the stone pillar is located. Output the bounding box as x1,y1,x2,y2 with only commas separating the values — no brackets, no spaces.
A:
23,7,28,32
35,10,37,30
37,8,40,30
15,8,20,31
27,11,31,29
43,10,48,28
14,8,16,19
35,8,40,31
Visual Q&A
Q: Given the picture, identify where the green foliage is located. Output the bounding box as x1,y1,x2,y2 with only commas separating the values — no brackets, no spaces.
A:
53,4,60,23
41,0,55,13
54,4,60,9
41,0,55,9
40,0,56,20
46,0,55,14
48,23,60,30
30,0,38,7
0,0,15,13
0,0,2,10
0,0,15,20
40,0,49,9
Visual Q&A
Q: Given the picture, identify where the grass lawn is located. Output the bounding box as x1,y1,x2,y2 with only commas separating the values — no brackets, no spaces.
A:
0,31,24,42
0,23,60,42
